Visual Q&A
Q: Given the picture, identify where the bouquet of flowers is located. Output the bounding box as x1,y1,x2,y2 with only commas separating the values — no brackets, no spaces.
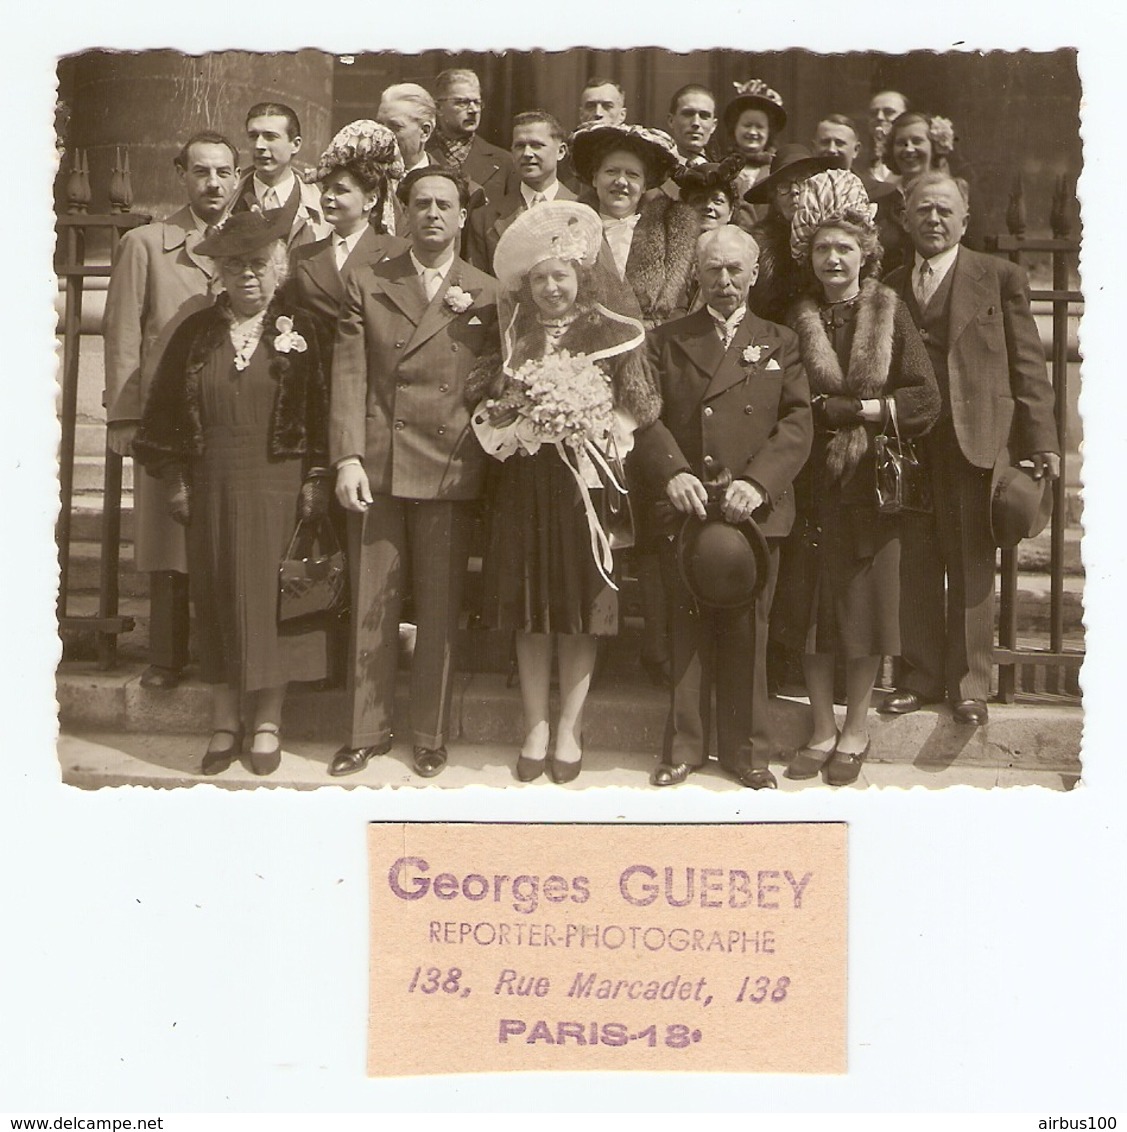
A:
483,350,616,453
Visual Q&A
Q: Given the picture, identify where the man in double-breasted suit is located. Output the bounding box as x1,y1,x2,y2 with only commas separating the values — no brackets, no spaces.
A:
633,225,812,788
465,109,577,273
329,167,499,779
103,131,240,689
883,173,1060,725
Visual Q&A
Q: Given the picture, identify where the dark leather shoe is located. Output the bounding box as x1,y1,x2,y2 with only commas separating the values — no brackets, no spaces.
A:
651,762,693,787
952,699,989,726
329,738,392,777
413,745,448,778
247,726,282,777
515,754,546,782
785,745,834,780
548,755,582,784
825,742,869,787
879,689,931,715
734,767,778,790
140,664,182,691
202,726,243,776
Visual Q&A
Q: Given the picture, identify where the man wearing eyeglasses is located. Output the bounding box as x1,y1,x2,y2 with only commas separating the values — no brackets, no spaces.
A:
426,68,513,215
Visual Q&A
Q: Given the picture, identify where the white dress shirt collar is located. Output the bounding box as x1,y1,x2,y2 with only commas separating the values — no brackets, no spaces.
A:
253,168,297,209
706,303,747,345
405,152,431,174
520,180,560,208
914,243,960,290
334,227,366,269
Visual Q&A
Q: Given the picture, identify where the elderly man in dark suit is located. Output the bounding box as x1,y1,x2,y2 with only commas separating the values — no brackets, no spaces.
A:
882,172,1060,725
426,69,513,210
633,224,812,788
328,167,499,779
103,130,240,690
467,109,577,273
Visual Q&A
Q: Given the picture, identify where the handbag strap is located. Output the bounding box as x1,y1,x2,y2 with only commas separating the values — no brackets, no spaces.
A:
284,514,340,562
880,396,902,444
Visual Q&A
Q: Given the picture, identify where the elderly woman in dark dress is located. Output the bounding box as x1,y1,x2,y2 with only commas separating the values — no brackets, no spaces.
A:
783,171,939,786
134,211,331,776
470,201,660,784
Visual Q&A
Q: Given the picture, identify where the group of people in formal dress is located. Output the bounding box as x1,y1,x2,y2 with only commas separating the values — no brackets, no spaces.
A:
102,68,1061,787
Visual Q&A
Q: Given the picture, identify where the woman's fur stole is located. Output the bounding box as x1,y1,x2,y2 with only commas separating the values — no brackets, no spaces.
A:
133,294,329,477
790,277,897,482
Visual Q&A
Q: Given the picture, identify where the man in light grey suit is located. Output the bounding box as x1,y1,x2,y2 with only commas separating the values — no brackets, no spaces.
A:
329,167,499,779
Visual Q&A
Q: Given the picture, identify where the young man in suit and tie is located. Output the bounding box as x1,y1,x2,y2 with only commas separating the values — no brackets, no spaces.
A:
467,110,577,273
633,225,812,788
882,173,1060,725
103,131,240,690
328,167,499,779
228,102,329,250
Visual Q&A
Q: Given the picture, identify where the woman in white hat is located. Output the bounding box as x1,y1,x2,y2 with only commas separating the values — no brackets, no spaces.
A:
782,170,939,786
469,201,661,784
134,210,332,777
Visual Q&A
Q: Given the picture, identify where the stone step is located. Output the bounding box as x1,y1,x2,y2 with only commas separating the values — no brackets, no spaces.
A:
70,491,135,543
72,454,133,492
55,663,1082,777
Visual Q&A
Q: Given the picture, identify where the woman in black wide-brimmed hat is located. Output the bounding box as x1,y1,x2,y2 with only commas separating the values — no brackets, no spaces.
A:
744,144,838,324
134,210,331,778
570,122,701,689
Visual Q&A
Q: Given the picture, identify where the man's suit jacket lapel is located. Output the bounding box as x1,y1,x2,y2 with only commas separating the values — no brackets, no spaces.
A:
374,252,428,326
404,262,469,357
947,247,988,351
163,208,216,282
703,315,766,400
670,307,725,396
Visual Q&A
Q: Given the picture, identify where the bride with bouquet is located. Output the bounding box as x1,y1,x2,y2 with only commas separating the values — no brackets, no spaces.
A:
469,201,661,784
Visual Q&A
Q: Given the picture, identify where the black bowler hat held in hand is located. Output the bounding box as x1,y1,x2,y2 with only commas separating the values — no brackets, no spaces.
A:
675,504,771,611
990,451,1054,549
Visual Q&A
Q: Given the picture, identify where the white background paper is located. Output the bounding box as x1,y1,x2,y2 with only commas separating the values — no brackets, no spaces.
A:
2,3,1123,1114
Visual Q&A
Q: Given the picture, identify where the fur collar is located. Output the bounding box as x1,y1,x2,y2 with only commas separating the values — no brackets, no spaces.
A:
624,193,698,325
791,277,898,481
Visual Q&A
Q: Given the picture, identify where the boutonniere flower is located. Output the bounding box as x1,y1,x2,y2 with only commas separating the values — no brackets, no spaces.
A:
273,315,307,354
741,344,763,366
445,285,474,314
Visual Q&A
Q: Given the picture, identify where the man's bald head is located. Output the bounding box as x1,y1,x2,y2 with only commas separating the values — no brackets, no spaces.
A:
697,225,761,315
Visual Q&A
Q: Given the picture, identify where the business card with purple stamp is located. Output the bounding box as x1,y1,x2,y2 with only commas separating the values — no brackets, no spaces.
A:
368,822,846,1075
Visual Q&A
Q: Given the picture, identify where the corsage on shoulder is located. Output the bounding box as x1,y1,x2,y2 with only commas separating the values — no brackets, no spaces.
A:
273,315,307,354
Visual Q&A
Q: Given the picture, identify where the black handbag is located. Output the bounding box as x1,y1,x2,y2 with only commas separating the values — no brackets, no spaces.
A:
874,398,933,516
278,515,348,624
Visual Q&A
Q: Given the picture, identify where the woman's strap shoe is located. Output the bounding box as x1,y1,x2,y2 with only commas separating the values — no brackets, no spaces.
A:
785,744,834,780
824,741,869,787
201,726,243,776
247,726,282,777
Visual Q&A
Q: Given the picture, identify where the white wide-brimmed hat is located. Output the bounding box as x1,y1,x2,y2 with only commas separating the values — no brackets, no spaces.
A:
492,200,604,290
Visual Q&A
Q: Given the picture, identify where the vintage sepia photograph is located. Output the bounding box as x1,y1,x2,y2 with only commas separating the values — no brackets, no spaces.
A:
52,46,1084,792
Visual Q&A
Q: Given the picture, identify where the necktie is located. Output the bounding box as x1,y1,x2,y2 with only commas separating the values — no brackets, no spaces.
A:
263,186,281,211
714,312,742,349
916,261,936,308
334,237,349,271
530,192,545,207
422,268,442,300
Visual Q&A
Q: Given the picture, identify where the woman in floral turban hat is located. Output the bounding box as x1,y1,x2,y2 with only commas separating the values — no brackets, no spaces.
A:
776,169,940,787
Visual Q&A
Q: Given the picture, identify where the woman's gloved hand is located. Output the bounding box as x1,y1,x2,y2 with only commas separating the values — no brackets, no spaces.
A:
166,466,191,526
298,471,332,522
814,395,864,429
